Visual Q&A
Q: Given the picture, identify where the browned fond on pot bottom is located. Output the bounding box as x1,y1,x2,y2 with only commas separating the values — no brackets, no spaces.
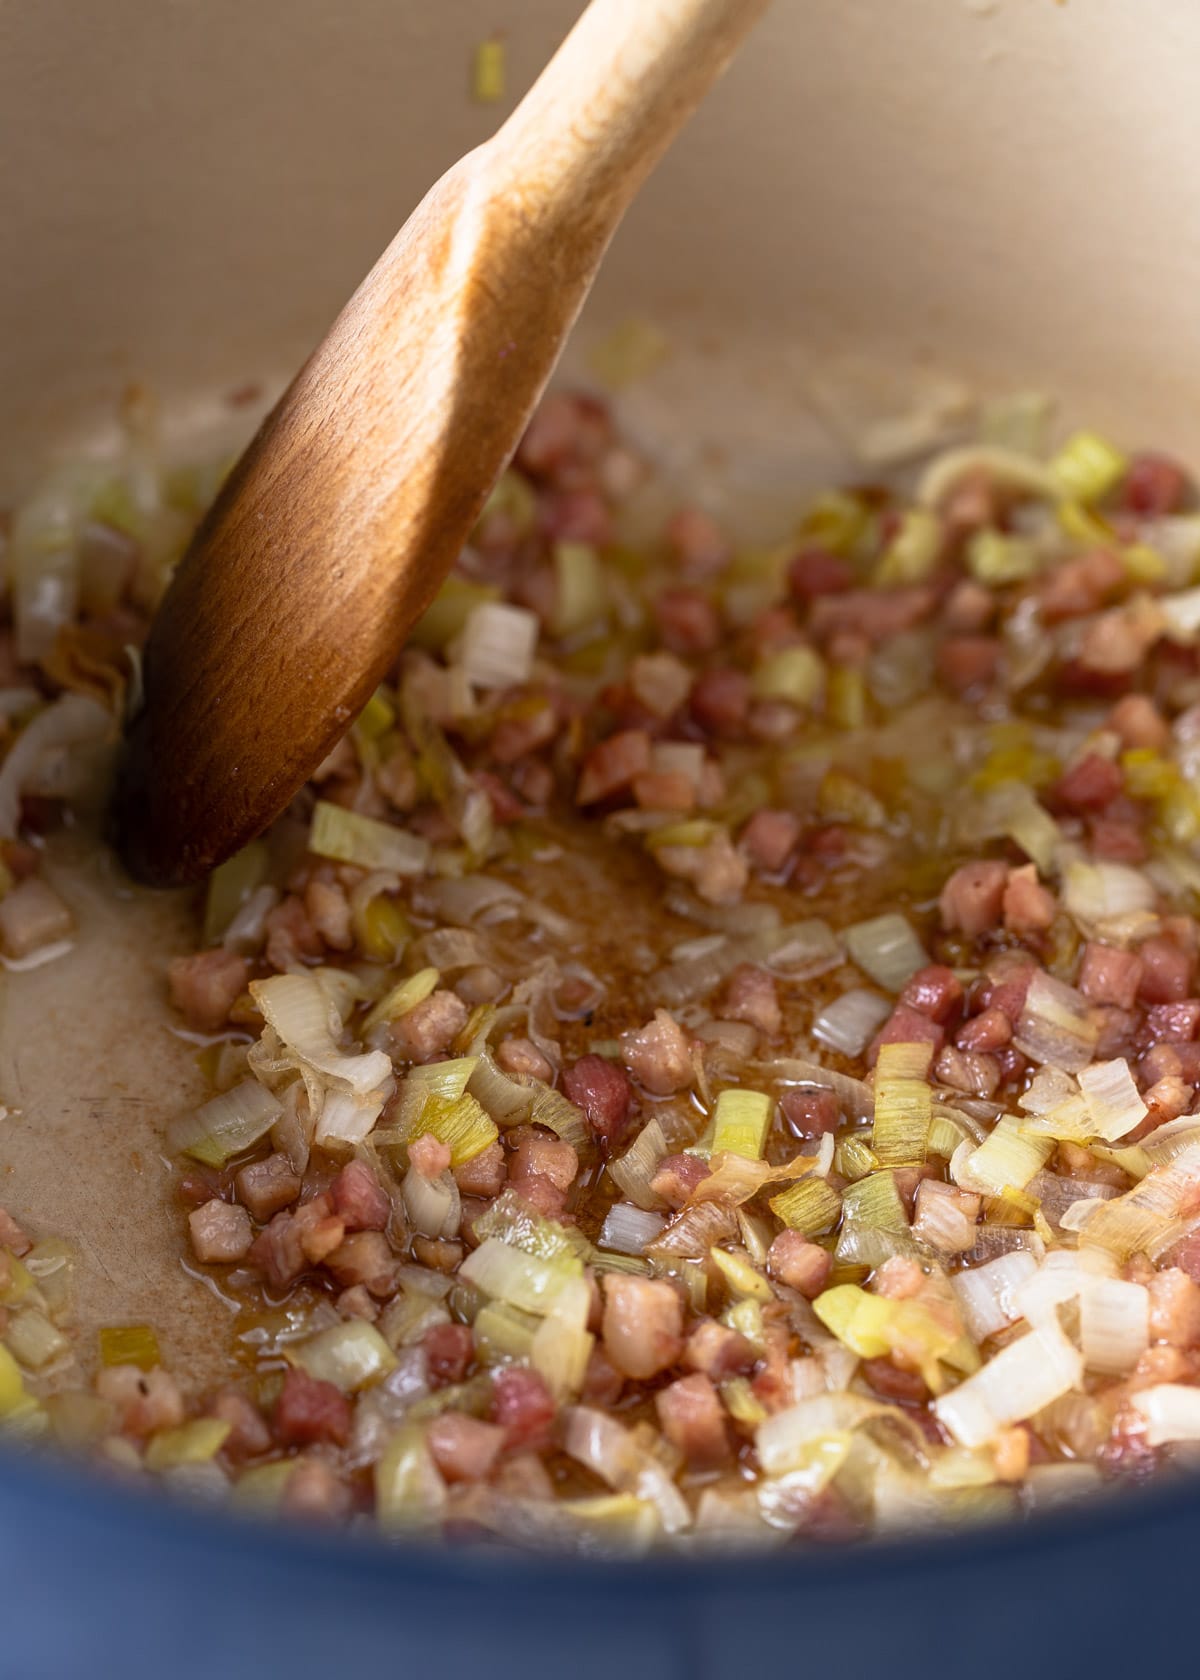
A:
114,0,771,888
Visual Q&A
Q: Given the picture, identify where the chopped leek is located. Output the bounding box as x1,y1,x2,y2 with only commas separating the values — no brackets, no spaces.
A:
99,1324,160,1371
309,800,430,875
812,988,891,1057
608,1117,669,1210
586,319,670,391
934,1326,1083,1449
811,1284,896,1357
826,664,868,731
251,973,393,1096
845,913,927,993
166,1079,283,1166
144,1418,231,1472
289,1321,397,1392
203,840,269,945
472,1301,538,1364
966,529,1038,585
0,1344,32,1421
710,1088,772,1160
709,1246,773,1302
1076,1059,1148,1143
362,966,440,1032
407,1091,498,1167
410,576,500,653
1013,971,1099,1073
530,1274,594,1399
1131,1383,1200,1446
1072,1142,1200,1259
460,601,539,688
1049,430,1127,503
875,509,942,585
375,1426,447,1527
460,1235,583,1315
871,1041,933,1166
1078,1276,1148,1374
472,36,507,102
953,1118,1053,1198
751,646,824,707
552,542,608,635
5,1308,68,1369
769,1175,841,1237
598,1203,666,1255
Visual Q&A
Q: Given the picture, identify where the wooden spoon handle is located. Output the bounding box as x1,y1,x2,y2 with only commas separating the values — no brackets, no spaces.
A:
116,0,769,886
495,0,770,230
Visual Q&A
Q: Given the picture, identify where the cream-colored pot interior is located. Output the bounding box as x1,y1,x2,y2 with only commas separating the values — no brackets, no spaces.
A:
0,0,1196,1386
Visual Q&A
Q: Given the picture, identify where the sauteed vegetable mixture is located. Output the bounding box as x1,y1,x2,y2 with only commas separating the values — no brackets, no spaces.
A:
6,390,1200,1547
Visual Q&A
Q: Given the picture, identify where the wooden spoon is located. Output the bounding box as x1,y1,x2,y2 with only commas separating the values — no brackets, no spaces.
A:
115,0,770,886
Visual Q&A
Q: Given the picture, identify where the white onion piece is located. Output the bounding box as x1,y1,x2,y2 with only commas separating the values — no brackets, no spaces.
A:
1131,1383,1200,1445
844,913,927,993
0,693,112,838
250,973,392,1097
812,989,891,1057
951,1251,1039,1342
598,1203,666,1255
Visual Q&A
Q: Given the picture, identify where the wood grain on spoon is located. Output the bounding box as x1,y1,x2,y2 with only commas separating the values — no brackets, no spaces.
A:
115,0,769,886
